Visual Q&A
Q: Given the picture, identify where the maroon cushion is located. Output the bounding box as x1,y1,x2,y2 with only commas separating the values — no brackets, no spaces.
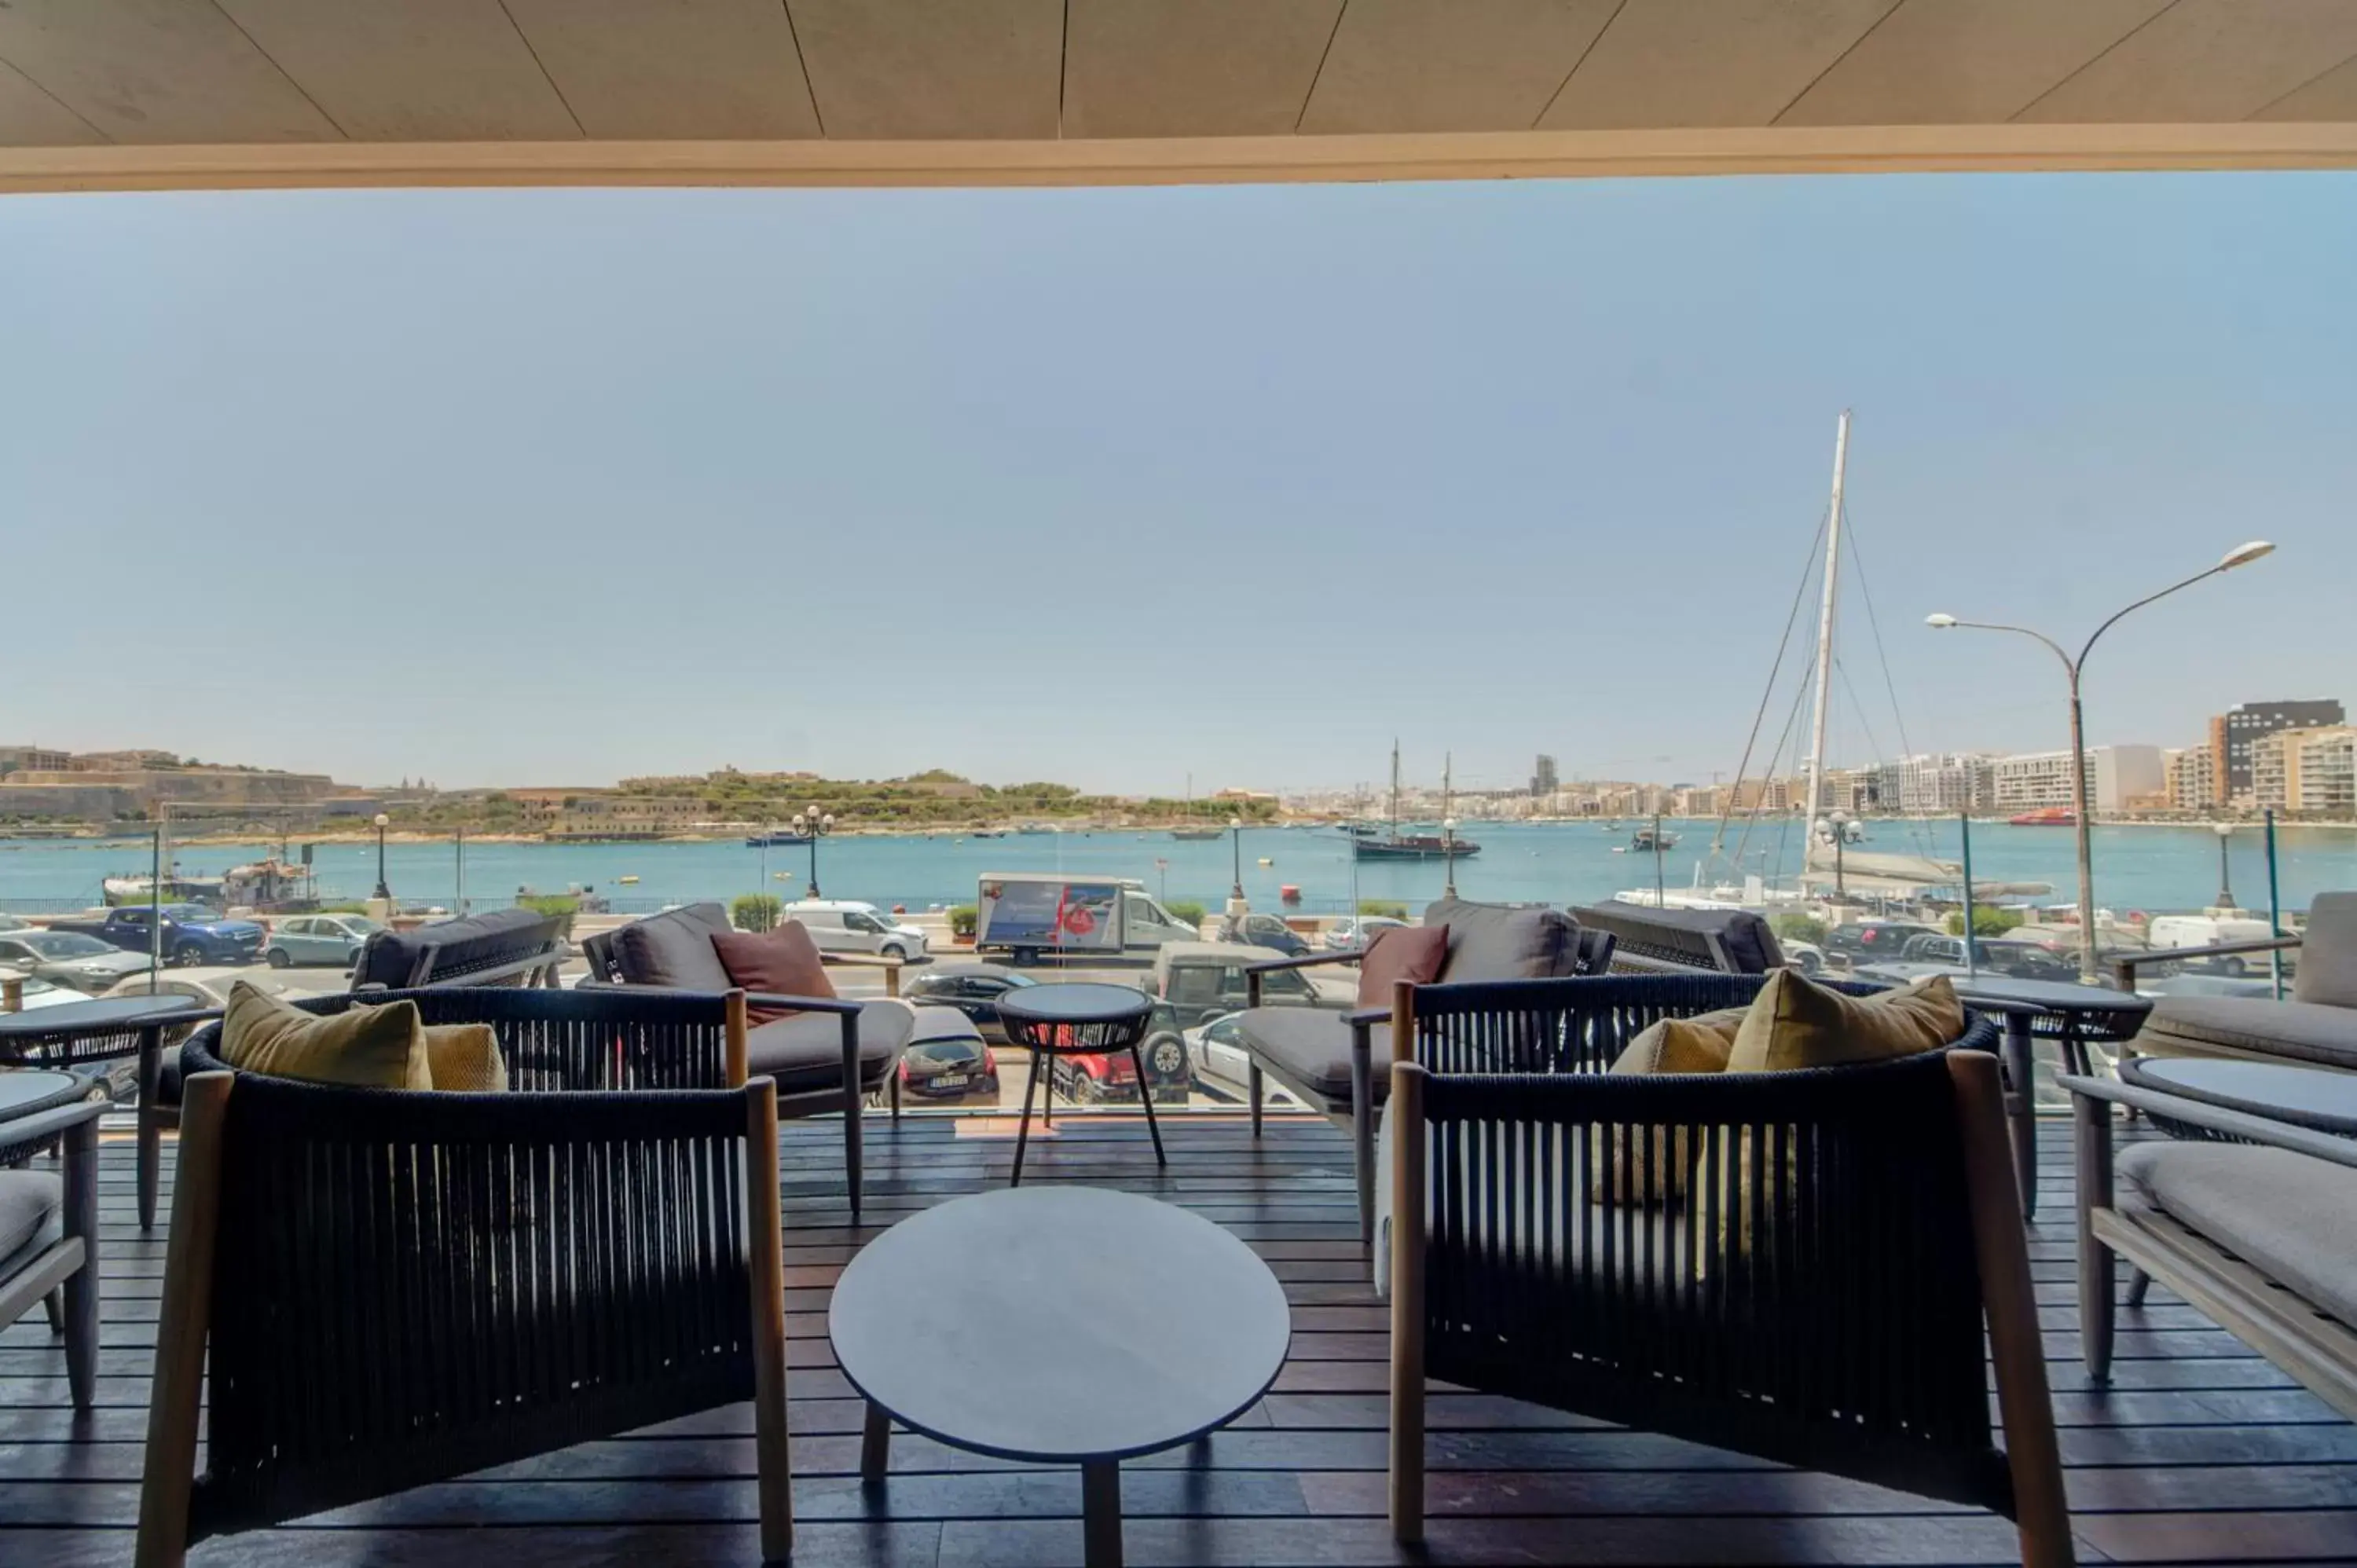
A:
1358,925,1449,1009
712,922,837,1025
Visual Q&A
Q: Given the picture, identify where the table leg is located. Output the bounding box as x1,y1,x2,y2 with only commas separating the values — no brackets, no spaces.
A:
1082,1460,1124,1568
1012,1048,1042,1188
2001,1013,2037,1222
136,1027,162,1231
1130,1046,1167,1167
861,1401,891,1486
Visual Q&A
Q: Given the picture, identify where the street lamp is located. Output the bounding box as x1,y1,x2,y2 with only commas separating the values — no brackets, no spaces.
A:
1228,815,1246,906
1823,809,1851,903
1442,816,1459,898
2214,822,2237,911
790,809,834,899
1927,539,2274,982
372,813,392,903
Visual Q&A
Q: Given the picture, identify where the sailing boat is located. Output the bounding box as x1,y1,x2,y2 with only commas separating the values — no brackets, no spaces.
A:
1169,772,1223,838
1354,744,1482,862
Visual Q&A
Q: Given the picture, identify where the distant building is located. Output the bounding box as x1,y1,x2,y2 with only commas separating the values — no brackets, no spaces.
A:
2214,700,2345,802
552,794,707,838
0,745,71,779
2166,746,2220,811
2253,726,2357,815
1992,746,2165,813
1890,753,1996,815
1530,755,1559,797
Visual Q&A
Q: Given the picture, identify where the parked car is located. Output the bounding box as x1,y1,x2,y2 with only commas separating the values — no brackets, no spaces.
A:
1135,998,1191,1103
2143,914,2292,976
779,900,929,963
98,968,325,1010
46,904,264,967
1824,921,1937,964
895,1031,1001,1101
0,913,30,932
1972,936,2080,980
0,930,156,994
901,964,1036,1041
1220,911,1310,957
0,968,88,1011
1782,939,1825,974
1050,1043,1142,1105
1322,915,1407,952
262,912,382,969
1152,941,1353,1030
1182,1009,1303,1108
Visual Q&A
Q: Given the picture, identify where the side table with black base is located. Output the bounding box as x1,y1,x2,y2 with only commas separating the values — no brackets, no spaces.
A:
831,1186,1291,1568
995,983,1162,1185
1952,976,2152,1222
0,996,221,1229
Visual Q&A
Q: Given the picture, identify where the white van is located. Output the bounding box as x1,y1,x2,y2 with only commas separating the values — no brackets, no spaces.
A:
779,900,929,962
2145,914,2287,976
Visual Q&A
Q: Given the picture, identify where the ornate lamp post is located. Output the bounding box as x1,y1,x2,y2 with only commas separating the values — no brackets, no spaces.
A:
2214,821,2238,911
372,813,392,904
1442,816,1459,898
790,809,834,899
1227,815,1246,907
1928,539,2274,983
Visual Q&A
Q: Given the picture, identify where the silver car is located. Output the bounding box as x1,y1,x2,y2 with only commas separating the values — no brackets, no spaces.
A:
262,913,382,969
0,929,155,994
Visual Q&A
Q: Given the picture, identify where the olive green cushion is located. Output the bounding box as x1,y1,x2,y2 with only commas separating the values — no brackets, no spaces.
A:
222,980,428,1090
1728,970,1963,1073
423,1022,508,1094
1604,1007,1750,1203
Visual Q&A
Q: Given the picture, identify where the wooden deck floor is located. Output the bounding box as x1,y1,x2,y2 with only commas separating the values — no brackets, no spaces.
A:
6,1112,2357,1566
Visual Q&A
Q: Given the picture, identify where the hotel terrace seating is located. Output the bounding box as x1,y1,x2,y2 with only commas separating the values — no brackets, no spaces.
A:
2113,892,2357,1074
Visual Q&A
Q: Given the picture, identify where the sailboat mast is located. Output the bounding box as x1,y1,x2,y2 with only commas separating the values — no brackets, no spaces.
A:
1803,410,1852,871
1389,741,1402,837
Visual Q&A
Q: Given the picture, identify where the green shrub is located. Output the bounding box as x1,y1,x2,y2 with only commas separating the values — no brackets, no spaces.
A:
517,893,581,938
732,893,783,933
1164,899,1206,927
1770,911,1828,947
948,904,978,939
1945,907,2025,936
1357,899,1409,920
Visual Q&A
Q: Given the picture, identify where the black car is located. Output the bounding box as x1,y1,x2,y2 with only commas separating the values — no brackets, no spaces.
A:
896,1032,1001,1101
900,963,1038,1041
1824,921,1937,962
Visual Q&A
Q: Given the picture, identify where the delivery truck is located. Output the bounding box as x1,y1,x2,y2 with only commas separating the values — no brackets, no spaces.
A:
974,874,1202,962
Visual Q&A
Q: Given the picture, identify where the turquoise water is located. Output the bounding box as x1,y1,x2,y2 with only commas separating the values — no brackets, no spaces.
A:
4,820,2352,918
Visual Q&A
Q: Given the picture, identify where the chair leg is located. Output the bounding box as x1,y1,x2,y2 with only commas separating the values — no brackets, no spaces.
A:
2075,1094,2116,1384
1012,1049,1039,1188
1351,1035,1376,1257
2125,1266,2152,1310
889,1067,902,1123
42,1288,63,1333
62,1109,98,1412
1247,1062,1263,1136
841,1017,865,1224
1130,1045,1167,1167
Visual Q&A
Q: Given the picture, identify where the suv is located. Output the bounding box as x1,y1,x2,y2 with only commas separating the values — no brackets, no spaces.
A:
1221,912,1310,958
1151,941,1348,1030
778,899,929,962
1824,921,1937,964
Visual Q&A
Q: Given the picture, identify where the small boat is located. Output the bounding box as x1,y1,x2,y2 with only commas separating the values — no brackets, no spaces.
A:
1169,827,1224,841
1633,826,1680,852
1353,743,1483,862
2010,805,2078,827
618,874,640,885
1338,822,1380,837
745,831,812,847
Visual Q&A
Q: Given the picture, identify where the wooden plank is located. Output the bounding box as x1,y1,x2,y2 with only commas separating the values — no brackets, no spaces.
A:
1541,0,1901,129
789,0,1064,140
0,0,338,143
2019,0,2357,123
1063,0,1342,139
1297,0,1622,134
1780,0,2172,126
500,0,819,140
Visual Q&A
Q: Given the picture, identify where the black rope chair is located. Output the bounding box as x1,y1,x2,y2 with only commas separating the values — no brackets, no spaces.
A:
1386,976,2072,1566
135,990,793,1568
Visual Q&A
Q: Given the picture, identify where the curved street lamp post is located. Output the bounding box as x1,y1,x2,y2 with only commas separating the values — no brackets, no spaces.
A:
372,813,392,905
1927,540,2275,983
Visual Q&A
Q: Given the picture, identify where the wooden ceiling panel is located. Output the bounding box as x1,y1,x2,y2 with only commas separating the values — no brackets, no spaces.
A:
501,0,819,139
1065,0,1343,138
2254,52,2357,119
0,60,100,146
790,0,1063,139
1780,0,2172,126
1299,0,1622,134
1543,0,1900,130
215,0,581,140
0,0,338,143
2018,0,2357,123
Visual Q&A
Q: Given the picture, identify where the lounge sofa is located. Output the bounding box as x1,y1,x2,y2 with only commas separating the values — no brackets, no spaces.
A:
1234,897,1611,1251
1570,902,1788,974
581,903,935,1220
2113,892,2356,1073
2064,1065,2357,1421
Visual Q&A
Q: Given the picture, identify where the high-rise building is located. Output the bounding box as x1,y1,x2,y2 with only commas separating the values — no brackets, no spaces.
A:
1530,754,1559,797
1992,746,2165,813
1891,753,1996,815
2253,725,2357,815
2165,746,2220,811
2214,700,2346,800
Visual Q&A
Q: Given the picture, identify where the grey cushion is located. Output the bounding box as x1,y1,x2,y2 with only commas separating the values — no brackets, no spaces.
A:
2294,892,2357,1009
1571,903,1785,974
0,1170,62,1281
746,998,916,1095
1234,1006,1377,1106
2137,995,2357,1069
1421,897,1578,984
610,903,734,992
350,906,562,988
2119,1140,2357,1325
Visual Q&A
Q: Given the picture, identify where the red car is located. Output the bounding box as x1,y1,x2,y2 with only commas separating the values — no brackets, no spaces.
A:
1050,1046,1141,1105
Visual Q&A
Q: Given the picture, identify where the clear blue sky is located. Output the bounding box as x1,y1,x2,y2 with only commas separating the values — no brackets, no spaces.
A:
2,174,2348,796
